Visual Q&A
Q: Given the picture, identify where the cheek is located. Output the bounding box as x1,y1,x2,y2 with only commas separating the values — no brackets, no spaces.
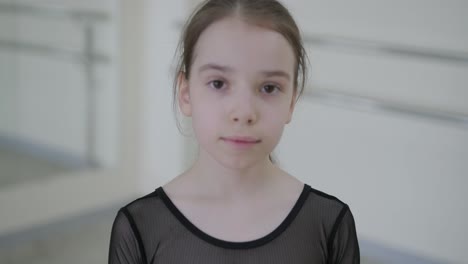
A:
263,107,289,132
263,103,291,135
191,101,221,138
268,117,288,136
267,99,292,122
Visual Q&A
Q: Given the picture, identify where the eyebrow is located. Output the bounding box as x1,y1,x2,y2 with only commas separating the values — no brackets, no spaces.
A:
261,70,291,81
198,63,234,73
198,63,291,81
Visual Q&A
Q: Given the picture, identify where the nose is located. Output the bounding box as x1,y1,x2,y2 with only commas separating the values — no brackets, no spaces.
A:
229,91,258,125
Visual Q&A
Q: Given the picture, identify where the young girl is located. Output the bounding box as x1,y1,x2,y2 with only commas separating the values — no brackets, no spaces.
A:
109,0,359,263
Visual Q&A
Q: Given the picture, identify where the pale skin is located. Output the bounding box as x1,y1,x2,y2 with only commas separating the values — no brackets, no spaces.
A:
164,16,304,242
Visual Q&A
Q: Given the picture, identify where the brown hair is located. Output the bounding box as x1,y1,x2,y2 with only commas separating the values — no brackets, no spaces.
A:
172,0,309,163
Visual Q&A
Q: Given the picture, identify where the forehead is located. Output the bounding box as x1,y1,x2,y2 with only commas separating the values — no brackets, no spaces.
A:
191,16,295,76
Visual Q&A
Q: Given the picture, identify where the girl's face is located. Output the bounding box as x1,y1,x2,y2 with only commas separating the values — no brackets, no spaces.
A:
179,16,296,170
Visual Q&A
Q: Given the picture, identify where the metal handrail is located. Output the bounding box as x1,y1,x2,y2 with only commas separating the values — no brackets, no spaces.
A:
0,40,110,64
304,34,468,66
0,3,112,167
303,34,468,127
0,2,109,22
305,88,468,128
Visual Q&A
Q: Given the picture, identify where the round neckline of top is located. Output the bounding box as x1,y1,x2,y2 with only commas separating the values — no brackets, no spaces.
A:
156,183,311,250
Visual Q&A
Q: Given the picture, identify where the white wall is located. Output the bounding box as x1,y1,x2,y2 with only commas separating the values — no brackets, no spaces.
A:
277,0,468,263
0,0,19,136
286,0,468,114
137,0,189,193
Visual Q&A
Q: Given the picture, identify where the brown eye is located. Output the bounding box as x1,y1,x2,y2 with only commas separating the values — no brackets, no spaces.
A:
210,80,225,89
261,84,279,94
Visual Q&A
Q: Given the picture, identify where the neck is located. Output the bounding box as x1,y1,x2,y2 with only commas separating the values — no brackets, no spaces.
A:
187,149,279,200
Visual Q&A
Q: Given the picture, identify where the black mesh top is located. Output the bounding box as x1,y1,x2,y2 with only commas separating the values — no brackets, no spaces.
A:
108,184,360,264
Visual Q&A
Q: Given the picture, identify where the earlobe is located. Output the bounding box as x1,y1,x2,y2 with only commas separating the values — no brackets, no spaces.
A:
178,72,192,117
286,111,293,124
286,95,296,124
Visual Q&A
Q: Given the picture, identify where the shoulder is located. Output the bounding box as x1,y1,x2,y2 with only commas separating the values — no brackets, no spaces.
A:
120,188,165,215
303,186,360,262
114,188,171,229
305,184,349,211
302,184,354,231
110,189,173,264
110,188,175,255
123,189,162,210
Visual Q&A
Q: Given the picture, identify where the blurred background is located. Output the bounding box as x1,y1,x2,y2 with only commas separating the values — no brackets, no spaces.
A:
0,0,467,263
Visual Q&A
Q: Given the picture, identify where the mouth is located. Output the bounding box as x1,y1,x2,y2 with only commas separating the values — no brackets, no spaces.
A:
221,136,261,144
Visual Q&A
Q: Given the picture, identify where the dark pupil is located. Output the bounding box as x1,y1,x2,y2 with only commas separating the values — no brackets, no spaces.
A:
213,80,223,89
264,85,275,93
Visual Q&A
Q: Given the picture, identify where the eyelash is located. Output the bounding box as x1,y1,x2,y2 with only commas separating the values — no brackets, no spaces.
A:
261,84,281,94
208,79,281,95
209,79,226,90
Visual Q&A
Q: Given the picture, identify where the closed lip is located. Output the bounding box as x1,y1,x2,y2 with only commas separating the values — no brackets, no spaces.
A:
221,136,261,143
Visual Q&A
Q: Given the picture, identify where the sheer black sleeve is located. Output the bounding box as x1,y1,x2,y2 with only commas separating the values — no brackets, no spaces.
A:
107,187,360,263
108,208,145,264
328,205,360,264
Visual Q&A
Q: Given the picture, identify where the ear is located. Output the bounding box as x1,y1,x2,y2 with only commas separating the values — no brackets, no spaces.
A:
178,71,192,117
286,91,297,124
